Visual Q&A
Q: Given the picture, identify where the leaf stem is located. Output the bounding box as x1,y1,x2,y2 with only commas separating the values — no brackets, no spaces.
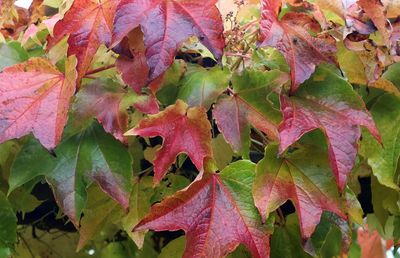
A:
137,166,154,176
84,64,115,76
277,208,286,225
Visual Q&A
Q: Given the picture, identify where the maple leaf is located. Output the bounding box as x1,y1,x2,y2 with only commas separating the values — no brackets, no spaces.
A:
213,69,287,157
74,78,159,143
278,65,381,191
9,123,133,226
253,144,346,238
47,0,119,82
258,0,337,93
360,93,400,190
126,100,212,182
177,65,230,110
113,0,225,80
0,57,77,150
134,161,271,258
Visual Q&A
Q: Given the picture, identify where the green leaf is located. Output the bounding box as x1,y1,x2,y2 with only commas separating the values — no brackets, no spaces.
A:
155,60,187,105
178,65,229,109
211,134,234,170
9,122,132,226
231,69,284,127
8,137,53,193
382,62,400,88
121,177,153,248
394,216,400,242
0,192,17,250
270,214,312,258
77,186,123,251
309,213,347,258
158,236,186,258
361,93,400,189
252,48,289,72
371,176,400,227
0,42,29,71
150,174,191,203
345,187,364,225
8,187,42,214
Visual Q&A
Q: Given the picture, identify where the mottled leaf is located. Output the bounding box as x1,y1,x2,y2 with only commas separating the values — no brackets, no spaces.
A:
278,65,380,191
135,161,271,258
258,0,337,93
0,57,77,150
48,0,119,81
213,69,286,157
113,0,225,80
253,144,345,238
9,123,132,226
74,79,158,143
357,0,390,46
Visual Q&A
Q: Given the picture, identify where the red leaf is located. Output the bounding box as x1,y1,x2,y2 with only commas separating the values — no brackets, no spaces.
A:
113,0,225,80
116,53,149,94
135,161,271,258
115,28,150,93
278,66,381,191
132,93,159,115
258,0,337,93
126,100,213,182
0,57,77,149
48,0,119,82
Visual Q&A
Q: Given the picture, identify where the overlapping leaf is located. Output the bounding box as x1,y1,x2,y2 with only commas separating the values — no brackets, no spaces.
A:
134,161,271,258
9,123,132,226
213,69,287,157
253,144,345,238
113,0,225,80
357,0,390,46
278,65,381,191
74,78,158,143
48,0,119,81
0,57,77,150
258,0,337,93
178,65,229,110
126,100,212,182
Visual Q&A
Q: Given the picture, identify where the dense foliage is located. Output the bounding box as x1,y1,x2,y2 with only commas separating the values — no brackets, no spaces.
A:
1,0,400,257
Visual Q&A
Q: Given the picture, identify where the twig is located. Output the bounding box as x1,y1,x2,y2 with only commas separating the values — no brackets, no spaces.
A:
251,138,264,147
18,232,35,258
